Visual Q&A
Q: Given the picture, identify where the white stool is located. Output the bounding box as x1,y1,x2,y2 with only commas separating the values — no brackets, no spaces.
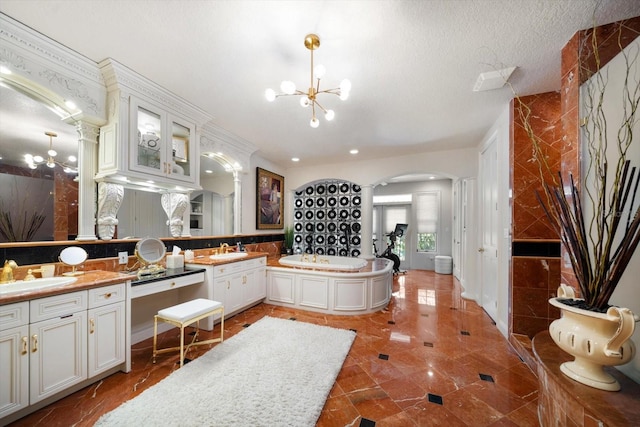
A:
153,298,224,367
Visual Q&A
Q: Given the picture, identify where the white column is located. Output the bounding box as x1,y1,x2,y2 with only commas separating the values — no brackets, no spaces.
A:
224,195,234,235
360,184,374,259
233,171,242,235
75,122,99,241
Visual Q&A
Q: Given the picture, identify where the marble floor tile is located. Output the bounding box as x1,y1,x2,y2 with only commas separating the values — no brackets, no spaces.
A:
7,270,539,426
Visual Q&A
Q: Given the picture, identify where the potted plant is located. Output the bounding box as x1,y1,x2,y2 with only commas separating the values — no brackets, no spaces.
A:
517,22,640,391
283,227,294,255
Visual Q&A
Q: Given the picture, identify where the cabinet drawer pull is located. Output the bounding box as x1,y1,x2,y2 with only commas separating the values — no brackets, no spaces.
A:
21,336,28,355
170,282,176,287
227,280,230,290
31,334,38,353
104,292,112,299
90,318,95,334
242,275,247,284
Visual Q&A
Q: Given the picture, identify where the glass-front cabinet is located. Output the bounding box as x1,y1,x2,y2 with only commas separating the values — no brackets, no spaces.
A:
130,98,196,184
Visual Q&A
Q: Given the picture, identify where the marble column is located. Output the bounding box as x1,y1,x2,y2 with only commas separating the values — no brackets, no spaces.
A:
360,184,374,259
75,122,99,241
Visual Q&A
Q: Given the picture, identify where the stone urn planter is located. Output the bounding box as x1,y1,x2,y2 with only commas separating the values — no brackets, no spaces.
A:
549,284,638,391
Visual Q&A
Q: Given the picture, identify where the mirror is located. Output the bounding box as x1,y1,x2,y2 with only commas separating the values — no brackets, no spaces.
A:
59,246,88,276
135,237,166,277
0,77,236,243
0,82,79,242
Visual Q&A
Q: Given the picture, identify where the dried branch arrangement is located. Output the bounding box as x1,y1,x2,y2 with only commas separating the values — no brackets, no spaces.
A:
524,23,640,311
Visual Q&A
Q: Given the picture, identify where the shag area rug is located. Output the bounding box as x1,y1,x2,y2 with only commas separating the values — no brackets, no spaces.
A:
96,316,356,427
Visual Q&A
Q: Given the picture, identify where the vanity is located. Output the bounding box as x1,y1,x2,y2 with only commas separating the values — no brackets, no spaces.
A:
0,271,134,423
185,252,268,330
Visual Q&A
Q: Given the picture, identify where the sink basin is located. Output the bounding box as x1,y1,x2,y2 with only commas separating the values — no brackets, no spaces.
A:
209,252,249,261
0,276,78,295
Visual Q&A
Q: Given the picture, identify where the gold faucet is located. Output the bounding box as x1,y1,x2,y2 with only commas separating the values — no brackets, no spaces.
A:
220,243,230,253
1,260,17,284
312,254,317,263
301,253,309,262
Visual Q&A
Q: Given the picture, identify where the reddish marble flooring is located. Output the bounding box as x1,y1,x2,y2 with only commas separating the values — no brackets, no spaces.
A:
7,270,539,427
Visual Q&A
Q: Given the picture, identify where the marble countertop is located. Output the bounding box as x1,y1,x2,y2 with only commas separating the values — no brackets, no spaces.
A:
0,270,137,305
184,251,268,265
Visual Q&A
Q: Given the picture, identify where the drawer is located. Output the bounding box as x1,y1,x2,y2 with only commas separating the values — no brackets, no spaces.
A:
130,272,204,299
0,301,29,331
213,257,266,276
88,283,126,308
30,291,87,323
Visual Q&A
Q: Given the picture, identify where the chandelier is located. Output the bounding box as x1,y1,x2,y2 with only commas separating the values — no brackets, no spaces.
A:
24,131,77,173
265,34,351,128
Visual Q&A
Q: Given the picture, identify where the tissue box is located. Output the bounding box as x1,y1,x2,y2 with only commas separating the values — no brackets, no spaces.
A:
166,255,184,269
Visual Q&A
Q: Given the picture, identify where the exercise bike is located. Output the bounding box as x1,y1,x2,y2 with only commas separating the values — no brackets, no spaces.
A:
373,223,407,275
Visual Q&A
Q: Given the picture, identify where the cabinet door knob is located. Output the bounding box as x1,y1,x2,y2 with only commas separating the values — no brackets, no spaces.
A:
21,336,28,355
104,293,112,299
31,334,38,353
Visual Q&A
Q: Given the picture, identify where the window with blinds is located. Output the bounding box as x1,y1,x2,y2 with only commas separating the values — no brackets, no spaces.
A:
416,192,439,252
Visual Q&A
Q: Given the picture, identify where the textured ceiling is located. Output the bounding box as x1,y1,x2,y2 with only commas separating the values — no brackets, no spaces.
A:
1,0,639,170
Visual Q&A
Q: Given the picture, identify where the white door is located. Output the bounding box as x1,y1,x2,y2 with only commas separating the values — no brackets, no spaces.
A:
479,138,499,321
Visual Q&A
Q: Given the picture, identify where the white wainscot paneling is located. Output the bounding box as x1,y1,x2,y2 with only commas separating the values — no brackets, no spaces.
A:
269,272,295,304
298,275,329,309
333,279,366,311
370,274,391,308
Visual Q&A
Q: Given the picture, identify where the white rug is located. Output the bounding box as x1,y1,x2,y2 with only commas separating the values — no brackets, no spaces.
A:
96,316,355,427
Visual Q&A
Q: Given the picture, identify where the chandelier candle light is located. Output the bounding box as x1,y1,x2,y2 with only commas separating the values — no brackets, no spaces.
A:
25,131,58,169
265,34,351,128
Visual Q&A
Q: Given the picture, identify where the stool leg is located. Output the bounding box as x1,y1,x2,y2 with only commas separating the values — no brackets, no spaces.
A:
179,323,185,367
220,308,224,342
152,315,158,364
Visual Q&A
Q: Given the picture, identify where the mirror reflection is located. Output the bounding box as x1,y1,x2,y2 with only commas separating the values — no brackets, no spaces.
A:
0,81,236,243
0,83,79,243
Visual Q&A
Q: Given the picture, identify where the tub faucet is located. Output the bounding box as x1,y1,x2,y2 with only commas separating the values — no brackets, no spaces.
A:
1,260,17,284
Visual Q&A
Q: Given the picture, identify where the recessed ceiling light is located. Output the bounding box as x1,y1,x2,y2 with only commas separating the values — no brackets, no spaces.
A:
429,176,435,180
349,149,358,155
291,157,300,162
0,66,11,75
205,169,213,174
64,99,77,110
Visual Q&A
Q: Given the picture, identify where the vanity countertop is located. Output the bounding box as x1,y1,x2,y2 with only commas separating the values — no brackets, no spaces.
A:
0,270,137,305
185,251,268,266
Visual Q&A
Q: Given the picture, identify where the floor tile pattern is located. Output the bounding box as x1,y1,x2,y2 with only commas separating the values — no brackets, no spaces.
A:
7,270,539,427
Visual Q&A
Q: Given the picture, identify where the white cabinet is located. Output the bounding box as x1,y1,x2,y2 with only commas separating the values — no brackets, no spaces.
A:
97,58,211,191
129,97,197,184
0,282,128,423
0,302,29,418
192,256,267,326
29,291,88,404
88,284,126,377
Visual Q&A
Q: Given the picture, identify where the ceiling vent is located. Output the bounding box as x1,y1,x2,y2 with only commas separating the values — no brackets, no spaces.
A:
473,67,517,92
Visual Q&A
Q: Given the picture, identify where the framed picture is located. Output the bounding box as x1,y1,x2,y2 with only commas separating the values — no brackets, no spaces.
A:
256,167,284,229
